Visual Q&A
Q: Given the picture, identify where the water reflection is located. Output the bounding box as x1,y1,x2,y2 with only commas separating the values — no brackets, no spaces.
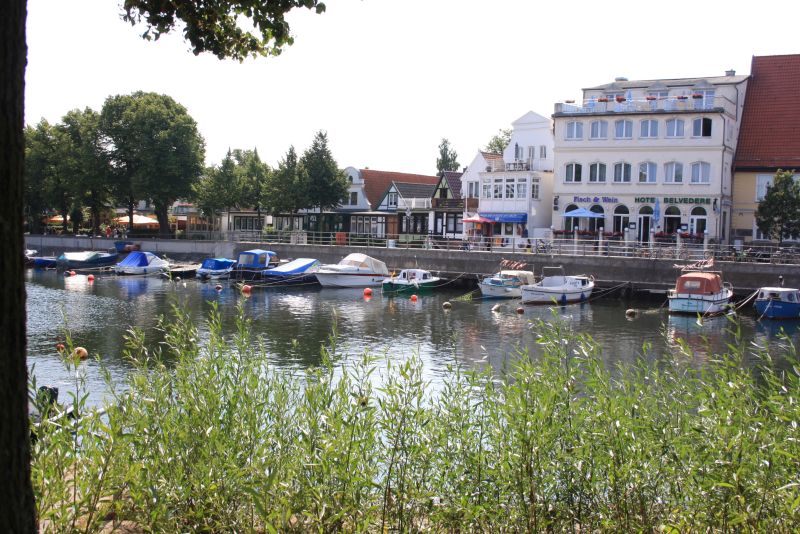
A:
25,269,800,409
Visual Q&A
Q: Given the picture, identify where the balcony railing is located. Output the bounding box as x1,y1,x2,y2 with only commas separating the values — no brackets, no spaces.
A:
554,95,734,116
485,159,553,173
432,198,464,210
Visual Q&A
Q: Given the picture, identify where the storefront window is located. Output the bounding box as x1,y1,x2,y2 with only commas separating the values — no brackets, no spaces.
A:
664,206,681,234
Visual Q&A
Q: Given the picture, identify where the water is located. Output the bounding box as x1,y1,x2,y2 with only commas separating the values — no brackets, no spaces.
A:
26,269,800,408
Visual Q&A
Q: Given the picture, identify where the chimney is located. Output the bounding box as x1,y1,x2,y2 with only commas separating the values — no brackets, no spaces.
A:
614,76,628,82
725,69,736,76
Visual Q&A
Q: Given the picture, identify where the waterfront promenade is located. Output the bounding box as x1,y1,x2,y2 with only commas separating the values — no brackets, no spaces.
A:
25,234,800,296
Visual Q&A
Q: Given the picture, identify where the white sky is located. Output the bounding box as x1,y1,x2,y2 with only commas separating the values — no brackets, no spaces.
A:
25,0,798,176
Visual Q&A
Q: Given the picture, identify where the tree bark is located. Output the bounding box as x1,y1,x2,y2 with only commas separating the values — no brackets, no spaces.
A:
155,204,170,238
0,0,37,531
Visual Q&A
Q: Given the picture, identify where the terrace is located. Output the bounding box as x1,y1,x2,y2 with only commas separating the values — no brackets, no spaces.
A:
554,95,735,117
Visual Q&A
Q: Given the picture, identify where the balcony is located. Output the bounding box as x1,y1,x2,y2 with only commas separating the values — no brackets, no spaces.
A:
431,197,478,211
554,95,734,117
485,159,553,173
396,197,432,210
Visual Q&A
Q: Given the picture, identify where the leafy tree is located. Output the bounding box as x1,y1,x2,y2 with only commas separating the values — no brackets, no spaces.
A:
23,122,55,234
755,169,800,245
484,128,511,155
299,131,348,227
193,150,242,231
436,138,460,176
233,148,270,221
99,91,205,236
2,2,329,530
264,145,309,215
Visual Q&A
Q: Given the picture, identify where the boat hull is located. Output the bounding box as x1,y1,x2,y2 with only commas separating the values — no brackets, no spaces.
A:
521,286,593,305
478,282,522,299
668,290,733,315
196,269,233,280
382,279,440,294
114,266,170,276
261,273,319,286
315,272,386,288
754,299,800,319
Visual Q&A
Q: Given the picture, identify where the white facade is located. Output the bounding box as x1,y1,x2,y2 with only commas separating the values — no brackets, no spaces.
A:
341,167,372,211
551,73,748,243
476,111,555,239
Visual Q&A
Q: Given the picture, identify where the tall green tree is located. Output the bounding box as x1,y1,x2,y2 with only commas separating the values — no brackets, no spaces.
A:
755,169,800,245
23,122,53,234
264,145,309,215
299,131,348,230
193,149,245,232
484,128,511,155
436,138,460,176
2,2,329,530
99,91,205,236
233,148,270,222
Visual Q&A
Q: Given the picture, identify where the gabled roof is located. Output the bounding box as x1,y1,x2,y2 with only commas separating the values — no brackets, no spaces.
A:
394,181,437,199
439,171,464,199
359,169,439,210
735,54,800,170
584,74,748,92
481,151,503,162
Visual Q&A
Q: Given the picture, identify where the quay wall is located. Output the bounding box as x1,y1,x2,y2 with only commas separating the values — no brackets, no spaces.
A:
25,235,800,295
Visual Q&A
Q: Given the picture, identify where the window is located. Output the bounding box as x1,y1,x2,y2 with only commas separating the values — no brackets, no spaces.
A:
613,205,630,233
666,118,684,137
664,162,683,183
467,181,479,198
649,90,669,99
482,181,491,199
640,119,658,138
615,120,633,139
691,162,711,183
530,181,540,199
445,213,462,234
505,178,516,199
694,89,716,109
516,177,527,198
565,163,582,182
664,206,681,233
589,163,606,183
493,178,503,198
387,192,398,207
606,92,624,101
590,120,608,139
692,117,712,137
527,145,536,161
638,162,657,183
349,192,358,205
566,121,583,140
756,174,774,201
613,162,632,183
539,145,547,159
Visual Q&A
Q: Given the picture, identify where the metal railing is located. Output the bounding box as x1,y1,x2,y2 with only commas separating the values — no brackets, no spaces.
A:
554,95,735,116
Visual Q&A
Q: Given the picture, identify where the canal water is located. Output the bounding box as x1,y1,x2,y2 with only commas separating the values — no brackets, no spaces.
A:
26,270,799,408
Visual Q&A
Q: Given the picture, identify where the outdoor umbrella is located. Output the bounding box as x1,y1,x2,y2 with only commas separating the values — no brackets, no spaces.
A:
562,207,604,218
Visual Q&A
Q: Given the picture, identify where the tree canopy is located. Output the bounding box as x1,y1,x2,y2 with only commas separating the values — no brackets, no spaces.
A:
436,138,460,176
300,131,348,217
755,169,800,244
484,128,511,155
264,145,309,215
122,0,327,60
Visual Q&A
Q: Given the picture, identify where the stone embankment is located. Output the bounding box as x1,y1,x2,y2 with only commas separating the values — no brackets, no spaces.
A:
25,235,800,296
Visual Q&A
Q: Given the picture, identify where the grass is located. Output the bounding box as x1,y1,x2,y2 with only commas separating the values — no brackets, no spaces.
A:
30,305,800,532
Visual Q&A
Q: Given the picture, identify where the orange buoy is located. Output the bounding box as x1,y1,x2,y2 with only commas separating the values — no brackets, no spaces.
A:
215,284,223,291
56,343,65,353
241,284,252,294
363,288,373,297
516,307,525,315
69,271,77,277
87,274,95,282
72,347,89,360
410,294,418,302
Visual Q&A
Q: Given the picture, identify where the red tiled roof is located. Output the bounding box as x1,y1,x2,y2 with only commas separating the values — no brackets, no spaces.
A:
735,54,800,170
360,169,439,210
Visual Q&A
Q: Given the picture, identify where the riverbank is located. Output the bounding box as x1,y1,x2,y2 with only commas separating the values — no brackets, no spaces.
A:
25,234,800,296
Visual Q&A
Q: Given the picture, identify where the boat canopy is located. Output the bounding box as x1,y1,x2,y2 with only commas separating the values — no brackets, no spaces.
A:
263,258,320,276
675,272,723,295
497,270,536,284
337,253,389,275
58,251,105,262
117,251,159,267
237,249,276,268
200,258,236,270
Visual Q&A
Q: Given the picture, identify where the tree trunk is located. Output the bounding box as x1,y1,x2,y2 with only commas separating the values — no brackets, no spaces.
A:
155,204,170,238
127,197,135,237
0,0,38,531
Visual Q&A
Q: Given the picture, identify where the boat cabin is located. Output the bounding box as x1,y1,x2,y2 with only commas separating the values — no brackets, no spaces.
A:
395,269,433,282
757,287,800,302
674,272,723,295
236,249,278,269
199,258,236,271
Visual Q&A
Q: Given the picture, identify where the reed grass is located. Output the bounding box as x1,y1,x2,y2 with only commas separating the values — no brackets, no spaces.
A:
31,305,800,532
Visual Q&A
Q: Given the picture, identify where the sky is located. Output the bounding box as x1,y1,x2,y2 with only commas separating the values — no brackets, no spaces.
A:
25,0,799,176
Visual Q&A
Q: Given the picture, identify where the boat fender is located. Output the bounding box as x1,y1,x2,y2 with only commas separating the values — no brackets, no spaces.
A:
72,347,89,361
175,276,181,282
215,284,223,291
516,306,525,315
241,284,252,295
625,308,637,318
410,294,418,302
87,274,95,282
364,288,373,297
442,301,452,310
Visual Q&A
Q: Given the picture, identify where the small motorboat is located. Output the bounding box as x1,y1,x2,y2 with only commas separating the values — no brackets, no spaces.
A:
668,271,733,315
56,250,118,270
196,257,237,280
32,256,58,269
754,287,800,319
314,253,389,288
520,266,594,305
232,249,279,280
114,251,170,276
382,269,442,294
478,270,535,299
261,258,321,286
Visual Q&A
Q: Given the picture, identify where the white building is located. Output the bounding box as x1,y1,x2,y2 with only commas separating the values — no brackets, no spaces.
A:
470,111,555,246
551,71,748,244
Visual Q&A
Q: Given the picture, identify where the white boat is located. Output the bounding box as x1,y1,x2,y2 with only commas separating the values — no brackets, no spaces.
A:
114,251,170,276
382,269,442,294
520,266,594,305
196,257,237,280
668,271,733,315
314,253,389,288
478,270,535,299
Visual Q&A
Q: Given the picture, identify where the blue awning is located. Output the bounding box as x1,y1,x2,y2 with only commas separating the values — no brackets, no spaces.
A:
479,212,527,223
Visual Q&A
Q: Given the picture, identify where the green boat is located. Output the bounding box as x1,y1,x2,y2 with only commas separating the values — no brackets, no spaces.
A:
382,269,442,294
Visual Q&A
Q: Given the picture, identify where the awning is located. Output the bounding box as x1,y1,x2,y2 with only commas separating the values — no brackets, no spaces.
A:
463,215,494,223
479,213,528,223
562,207,604,219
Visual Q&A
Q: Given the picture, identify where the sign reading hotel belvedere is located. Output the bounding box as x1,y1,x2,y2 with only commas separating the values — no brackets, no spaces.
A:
573,196,619,203
634,197,711,205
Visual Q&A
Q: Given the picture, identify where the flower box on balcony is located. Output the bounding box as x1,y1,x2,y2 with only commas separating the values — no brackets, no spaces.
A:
597,97,609,103
692,93,703,99
565,99,575,104
553,230,573,237
645,96,657,101
676,95,688,100
615,96,626,103
577,230,597,237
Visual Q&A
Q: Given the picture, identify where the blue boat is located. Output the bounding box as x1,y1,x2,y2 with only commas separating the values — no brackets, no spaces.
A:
754,287,800,319
33,257,58,269
114,251,170,276
196,257,237,280
232,249,279,280
56,250,118,270
262,258,320,286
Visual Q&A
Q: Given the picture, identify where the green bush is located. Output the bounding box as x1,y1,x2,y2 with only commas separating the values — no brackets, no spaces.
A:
31,307,800,532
